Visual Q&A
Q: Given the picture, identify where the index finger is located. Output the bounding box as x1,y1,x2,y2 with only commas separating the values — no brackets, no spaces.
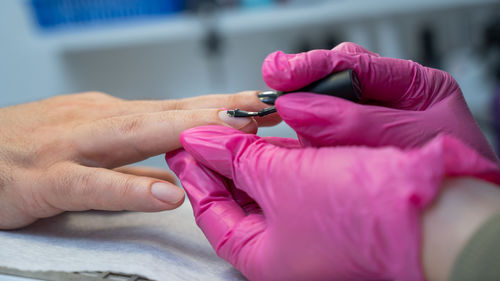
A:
124,91,282,127
72,108,257,168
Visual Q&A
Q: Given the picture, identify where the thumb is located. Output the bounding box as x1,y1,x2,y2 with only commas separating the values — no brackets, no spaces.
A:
41,162,185,214
276,93,416,147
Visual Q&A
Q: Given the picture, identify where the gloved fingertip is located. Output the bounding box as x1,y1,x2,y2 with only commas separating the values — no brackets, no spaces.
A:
164,149,195,175
332,42,381,57
180,125,245,148
263,49,340,92
180,125,260,179
262,50,294,90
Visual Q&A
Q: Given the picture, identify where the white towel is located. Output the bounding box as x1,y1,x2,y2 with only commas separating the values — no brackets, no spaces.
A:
0,201,245,281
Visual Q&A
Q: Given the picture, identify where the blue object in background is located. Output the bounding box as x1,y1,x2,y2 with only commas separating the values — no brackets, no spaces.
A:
29,0,186,30
241,0,274,8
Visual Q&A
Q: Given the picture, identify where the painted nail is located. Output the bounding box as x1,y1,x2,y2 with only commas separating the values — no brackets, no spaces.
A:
218,110,253,129
151,182,184,204
258,90,279,105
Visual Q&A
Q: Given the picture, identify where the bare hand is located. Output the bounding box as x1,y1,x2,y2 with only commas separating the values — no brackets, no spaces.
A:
0,91,278,229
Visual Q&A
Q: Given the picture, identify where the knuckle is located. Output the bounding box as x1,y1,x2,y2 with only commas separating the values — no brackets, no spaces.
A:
335,42,356,50
0,170,11,195
113,116,144,136
43,164,81,207
224,92,256,110
63,167,101,209
121,176,137,197
0,155,14,195
64,91,112,101
51,168,73,197
114,175,139,207
155,99,178,111
45,92,120,120
74,170,103,210
53,165,87,198
226,93,241,107
437,69,457,84
83,91,113,99
76,169,94,192
18,170,58,218
168,99,181,111
425,67,460,93
159,98,182,110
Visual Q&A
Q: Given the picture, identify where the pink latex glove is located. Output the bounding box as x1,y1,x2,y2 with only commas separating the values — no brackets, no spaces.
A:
166,126,500,281
262,42,498,163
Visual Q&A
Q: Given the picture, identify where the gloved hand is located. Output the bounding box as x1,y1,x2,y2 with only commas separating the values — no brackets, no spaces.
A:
166,125,500,281
262,42,498,162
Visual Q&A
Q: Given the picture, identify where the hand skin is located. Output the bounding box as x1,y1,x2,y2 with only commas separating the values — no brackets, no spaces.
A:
423,177,500,281
0,91,280,229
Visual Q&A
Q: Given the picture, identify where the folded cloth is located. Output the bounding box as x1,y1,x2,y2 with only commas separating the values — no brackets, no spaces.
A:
0,201,245,281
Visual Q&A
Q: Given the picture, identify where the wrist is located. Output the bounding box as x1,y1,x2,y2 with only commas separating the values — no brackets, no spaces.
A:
422,177,500,281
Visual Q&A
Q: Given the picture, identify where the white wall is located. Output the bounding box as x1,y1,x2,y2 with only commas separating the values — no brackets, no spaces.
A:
0,1,69,105
2,0,498,104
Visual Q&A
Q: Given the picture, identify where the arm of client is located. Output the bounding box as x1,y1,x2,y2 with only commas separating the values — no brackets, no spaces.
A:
424,177,500,281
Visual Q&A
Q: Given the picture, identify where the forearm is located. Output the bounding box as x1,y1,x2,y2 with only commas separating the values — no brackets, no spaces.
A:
422,177,500,281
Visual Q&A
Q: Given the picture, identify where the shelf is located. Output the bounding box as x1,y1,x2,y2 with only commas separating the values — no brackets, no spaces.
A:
40,14,203,52
217,0,498,34
39,0,499,53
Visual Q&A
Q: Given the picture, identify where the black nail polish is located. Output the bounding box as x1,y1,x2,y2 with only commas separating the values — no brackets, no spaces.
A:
258,90,279,105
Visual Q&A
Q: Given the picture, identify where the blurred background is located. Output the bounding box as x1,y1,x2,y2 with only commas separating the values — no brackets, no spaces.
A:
0,0,499,167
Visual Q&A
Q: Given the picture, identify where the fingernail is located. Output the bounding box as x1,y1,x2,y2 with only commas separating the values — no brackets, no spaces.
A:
218,110,253,129
151,182,184,204
258,90,278,105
